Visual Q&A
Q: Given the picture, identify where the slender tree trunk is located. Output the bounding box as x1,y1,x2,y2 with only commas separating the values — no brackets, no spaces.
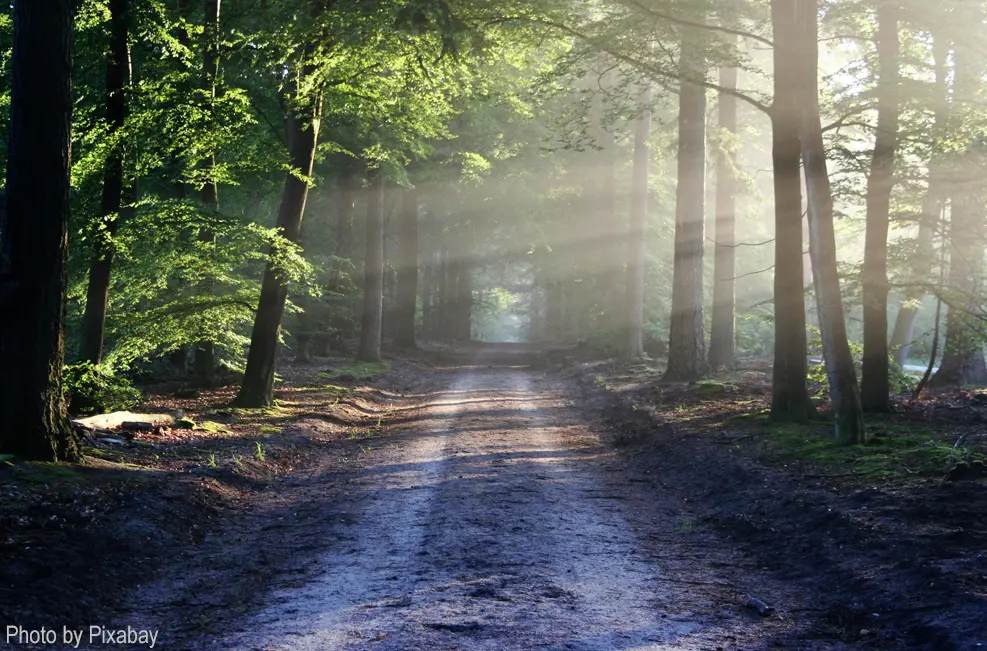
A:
798,0,866,443
79,0,129,365
437,244,449,338
860,1,899,412
194,0,221,386
357,170,385,361
890,36,947,366
930,40,987,388
235,91,322,407
458,254,473,340
770,0,814,421
624,82,651,359
393,187,419,348
931,194,987,386
0,0,79,461
665,32,708,379
601,122,623,334
545,280,565,341
421,253,434,339
332,165,357,341
709,58,738,371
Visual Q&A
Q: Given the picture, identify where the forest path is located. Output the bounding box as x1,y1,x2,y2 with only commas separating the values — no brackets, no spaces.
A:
123,363,801,650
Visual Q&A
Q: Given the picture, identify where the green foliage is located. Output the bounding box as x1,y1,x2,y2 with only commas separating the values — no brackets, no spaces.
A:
63,362,142,416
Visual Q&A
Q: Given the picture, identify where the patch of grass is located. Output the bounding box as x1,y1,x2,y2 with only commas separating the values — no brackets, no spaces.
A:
12,462,85,485
259,425,281,434
318,360,391,380
85,447,125,462
692,379,739,396
198,420,232,434
763,421,962,479
730,410,771,422
322,384,357,397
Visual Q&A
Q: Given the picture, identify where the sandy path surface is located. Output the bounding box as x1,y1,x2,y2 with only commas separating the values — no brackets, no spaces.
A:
119,366,799,650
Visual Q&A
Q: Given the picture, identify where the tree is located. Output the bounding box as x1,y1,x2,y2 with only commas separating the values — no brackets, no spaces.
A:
664,27,708,381
889,34,947,367
860,0,900,413
709,52,738,371
393,186,420,348
797,0,865,443
193,0,222,386
930,38,987,387
236,78,323,407
357,169,385,361
624,81,651,359
770,0,814,422
0,0,80,461
79,0,130,365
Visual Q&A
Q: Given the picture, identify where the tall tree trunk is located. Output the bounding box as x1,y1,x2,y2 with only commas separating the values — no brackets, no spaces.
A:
332,165,357,342
770,0,815,422
624,82,651,359
357,170,385,362
931,194,987,387
665,32,708,380
393,187,419,348
930,39,987,388
798,0,866,443
709,58,738,371
235,91,322,407
889,35,947,367
194,0,221,386
437,243,449,338
545,280,565,341
860,1,900,412
0,0,79,461
421,254,434,339
79,0,129,365
601,122,623,334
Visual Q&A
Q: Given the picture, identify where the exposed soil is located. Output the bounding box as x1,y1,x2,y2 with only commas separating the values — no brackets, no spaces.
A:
2,345,985,650
577,358,987,650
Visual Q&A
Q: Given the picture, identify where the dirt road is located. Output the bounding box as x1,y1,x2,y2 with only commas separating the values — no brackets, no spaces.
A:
122,366,813,650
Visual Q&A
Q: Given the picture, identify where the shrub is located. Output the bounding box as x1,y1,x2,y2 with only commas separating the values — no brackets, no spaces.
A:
64,362,142,415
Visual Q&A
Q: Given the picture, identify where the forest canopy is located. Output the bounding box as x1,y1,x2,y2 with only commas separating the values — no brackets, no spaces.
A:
2,0,987,459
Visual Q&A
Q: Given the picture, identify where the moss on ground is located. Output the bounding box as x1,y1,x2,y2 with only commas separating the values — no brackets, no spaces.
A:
762,421,972,479
318,361,391,381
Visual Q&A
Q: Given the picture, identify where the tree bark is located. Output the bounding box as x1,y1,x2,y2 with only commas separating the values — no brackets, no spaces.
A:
235,91,322,407
331,164,358,342
357,170,385,362
665,32,708,380
930,39,987,388
79,0,129,365
860,0,899,412
421,253,434,339
393,187,420,348
437,243,449,337
889,35,947,367
798,0,866,444
624,82,651,359
769,0,814,422
194,0,221,386
0,0,79,461
709,58,738,371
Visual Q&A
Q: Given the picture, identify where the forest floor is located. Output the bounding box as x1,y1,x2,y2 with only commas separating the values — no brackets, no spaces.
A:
1,343,985,650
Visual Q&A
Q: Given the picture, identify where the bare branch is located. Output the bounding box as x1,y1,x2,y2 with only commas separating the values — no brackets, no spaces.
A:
616,0,774,48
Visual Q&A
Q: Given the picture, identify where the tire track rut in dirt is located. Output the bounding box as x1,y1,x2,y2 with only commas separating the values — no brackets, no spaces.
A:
199,368,788,650
117,365,815,650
